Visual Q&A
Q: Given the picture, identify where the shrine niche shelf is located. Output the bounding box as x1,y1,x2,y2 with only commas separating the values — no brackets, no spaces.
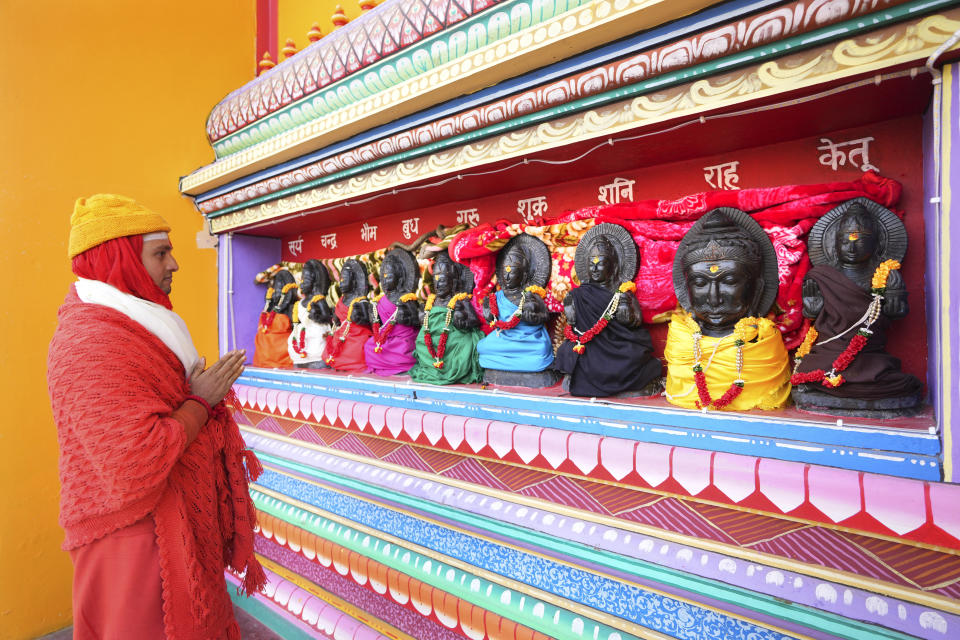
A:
237,367,940,480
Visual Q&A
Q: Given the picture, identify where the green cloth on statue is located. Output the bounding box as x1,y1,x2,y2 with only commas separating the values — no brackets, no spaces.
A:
410,305,484,385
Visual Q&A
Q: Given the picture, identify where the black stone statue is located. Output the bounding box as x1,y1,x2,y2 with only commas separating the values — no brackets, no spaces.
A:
554,223,661,397
477,233,558,388
288,260,334,369
792,198,922,417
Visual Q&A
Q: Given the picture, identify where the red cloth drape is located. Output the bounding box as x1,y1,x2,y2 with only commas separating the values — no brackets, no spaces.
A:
72,235,172,309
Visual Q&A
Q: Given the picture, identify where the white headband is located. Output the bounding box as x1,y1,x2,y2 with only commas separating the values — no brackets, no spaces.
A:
142,231,170,243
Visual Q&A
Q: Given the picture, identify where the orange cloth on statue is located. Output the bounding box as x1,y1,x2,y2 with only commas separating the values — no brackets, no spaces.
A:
253,312,293,368
70,517,165,640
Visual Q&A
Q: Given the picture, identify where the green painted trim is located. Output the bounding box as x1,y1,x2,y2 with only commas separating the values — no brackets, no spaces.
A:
206,0,957,220
250,489,641,640
256,452,919,640
212,0,594,158
226,579,317,640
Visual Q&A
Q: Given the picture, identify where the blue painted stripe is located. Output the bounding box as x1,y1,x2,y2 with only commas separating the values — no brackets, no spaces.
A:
255,467,807,640
194,0,784,202
237,370,941,480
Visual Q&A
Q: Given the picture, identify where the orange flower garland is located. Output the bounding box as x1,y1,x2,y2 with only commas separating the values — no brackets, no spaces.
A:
790,259,901,388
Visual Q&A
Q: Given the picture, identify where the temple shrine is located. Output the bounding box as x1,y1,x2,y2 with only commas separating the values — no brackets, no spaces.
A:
177,0,960,638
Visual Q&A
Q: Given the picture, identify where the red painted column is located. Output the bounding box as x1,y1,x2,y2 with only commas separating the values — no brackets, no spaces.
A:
256,0,278,74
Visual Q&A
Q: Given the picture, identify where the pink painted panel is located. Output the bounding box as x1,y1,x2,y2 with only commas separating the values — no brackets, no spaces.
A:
568,432,601,475
369,404,387,434
338,399,356,428
423,412,444,445
599,437,636,481
513,424,542,464
236,384,251,406
287,589,308,616
540,428,569,470
442,414,466,449
464,418,491,454
385,407,406,438
862,474,926,535
403,409,426,441
278,390,293,416
635,441,672,487
757,458,806,513
930,482,960,540
808,466,861,523
487,421,516,458
301,394,315,420
301,596,323,625
352,402,372,431
265,388,279,413
286,391,303,417
273,580,296,606
672,448,712,496
324,397,340,425
256,387,269,411
713,452,757,503
311,396,327,423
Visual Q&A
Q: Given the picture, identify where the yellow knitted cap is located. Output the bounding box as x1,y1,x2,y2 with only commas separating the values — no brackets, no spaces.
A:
68,194,171,258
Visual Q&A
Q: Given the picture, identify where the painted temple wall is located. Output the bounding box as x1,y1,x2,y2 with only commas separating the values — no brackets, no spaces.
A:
0,2,254,637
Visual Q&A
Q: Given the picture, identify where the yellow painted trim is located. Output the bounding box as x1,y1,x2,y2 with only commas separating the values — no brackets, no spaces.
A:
243,425,960,614
256,555,417,640
942,63,953,481
208,11,960,232
182,0,718,194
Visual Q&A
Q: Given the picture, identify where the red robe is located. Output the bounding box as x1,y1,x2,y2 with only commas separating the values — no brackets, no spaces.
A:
325,298,373,372
47,288,264,639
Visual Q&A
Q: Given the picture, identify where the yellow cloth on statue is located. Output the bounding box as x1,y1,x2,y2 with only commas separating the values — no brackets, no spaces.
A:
664,312,791,411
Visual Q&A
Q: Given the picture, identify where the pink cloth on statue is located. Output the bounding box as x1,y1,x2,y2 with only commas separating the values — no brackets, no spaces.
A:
364,296,418,376
69,516,165,640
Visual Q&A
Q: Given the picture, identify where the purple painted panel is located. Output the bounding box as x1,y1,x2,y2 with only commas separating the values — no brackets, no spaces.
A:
219,234,280,362
948,65,960,481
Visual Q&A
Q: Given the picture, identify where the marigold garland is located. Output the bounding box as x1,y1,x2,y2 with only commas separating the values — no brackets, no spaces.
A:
280,283,298,294
563,281,633,354
790,260,900,388
306,294,325,311
691,316,756,411
422,292,471,369
325,297,367,366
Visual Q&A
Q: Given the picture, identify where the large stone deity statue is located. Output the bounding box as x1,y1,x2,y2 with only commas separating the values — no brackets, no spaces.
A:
253,269,296,368
410,250,484,385
554,223,661,397
364,248,422,376
665,208,790,411
792,198,921,417
288,259,335,368
324,259,373,372
476,234,558,388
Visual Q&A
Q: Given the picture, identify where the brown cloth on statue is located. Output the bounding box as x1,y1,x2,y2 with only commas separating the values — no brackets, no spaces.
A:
795,264,921,398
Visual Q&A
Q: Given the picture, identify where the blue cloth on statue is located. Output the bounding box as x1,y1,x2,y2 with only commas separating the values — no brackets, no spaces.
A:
477,290,554,372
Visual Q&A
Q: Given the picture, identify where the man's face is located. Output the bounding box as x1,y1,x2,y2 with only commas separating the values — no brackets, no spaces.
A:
141,236,178,294
587,247,612,284
433,261,453,297
501,249,527,290
381,260,400,293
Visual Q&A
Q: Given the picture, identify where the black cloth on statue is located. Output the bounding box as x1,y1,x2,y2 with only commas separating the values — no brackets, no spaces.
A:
555,283,661,397
796,264,921,398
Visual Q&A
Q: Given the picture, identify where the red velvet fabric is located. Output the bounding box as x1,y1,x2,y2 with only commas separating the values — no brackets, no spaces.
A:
448,172,902,348
71,235,173,309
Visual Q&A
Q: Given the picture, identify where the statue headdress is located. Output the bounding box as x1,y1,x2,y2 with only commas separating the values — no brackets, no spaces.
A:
807,197,907,269
673,208,779,317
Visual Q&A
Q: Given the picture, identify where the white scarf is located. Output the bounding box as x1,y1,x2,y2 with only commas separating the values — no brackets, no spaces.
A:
75,278,200,376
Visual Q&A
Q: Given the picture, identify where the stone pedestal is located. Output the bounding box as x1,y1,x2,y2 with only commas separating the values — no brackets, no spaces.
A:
791,385,923,419
483,368,561,389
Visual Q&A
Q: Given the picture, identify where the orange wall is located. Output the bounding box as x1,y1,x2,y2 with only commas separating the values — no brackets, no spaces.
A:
0,1,254,637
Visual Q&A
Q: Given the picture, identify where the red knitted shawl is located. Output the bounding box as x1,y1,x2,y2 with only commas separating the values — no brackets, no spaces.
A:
48,288,265,639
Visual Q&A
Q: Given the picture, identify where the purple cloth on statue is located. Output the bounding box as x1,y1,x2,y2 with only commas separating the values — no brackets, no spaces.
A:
364,296,418,376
